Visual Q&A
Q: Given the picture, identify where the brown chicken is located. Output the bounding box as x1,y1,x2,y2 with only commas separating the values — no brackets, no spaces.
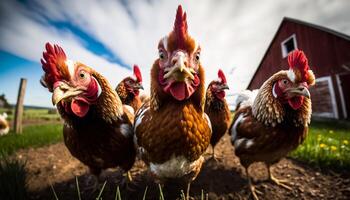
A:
40,43,136,187
229,50,315,199
205,69,230,159
116,64,144,112
133,5,211,198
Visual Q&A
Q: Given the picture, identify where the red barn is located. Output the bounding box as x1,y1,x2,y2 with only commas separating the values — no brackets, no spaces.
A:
247,17,350,120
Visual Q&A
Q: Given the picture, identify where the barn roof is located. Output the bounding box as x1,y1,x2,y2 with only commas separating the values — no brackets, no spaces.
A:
246,17,350,89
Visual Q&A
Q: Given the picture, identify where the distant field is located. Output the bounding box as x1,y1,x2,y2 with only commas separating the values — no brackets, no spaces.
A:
0,107,60,121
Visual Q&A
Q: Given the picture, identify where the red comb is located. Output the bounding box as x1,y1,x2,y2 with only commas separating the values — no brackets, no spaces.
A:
218,69,227,84
133,64,142,82
173,5,188,50
40,43,67,90
287,50,309,82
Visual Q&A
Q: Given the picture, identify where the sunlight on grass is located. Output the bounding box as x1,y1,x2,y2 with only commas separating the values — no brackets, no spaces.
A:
0,124,63,158
290,121,350,169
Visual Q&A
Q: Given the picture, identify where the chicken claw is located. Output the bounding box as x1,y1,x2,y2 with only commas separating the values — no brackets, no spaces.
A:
268,167,292,190
246,168,262,200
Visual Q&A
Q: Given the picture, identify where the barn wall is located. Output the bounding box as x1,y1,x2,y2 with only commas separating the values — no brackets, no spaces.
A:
248,19,350,119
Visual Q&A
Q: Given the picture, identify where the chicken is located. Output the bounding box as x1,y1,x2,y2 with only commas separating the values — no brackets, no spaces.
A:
0,113,9,136
40,43,136,188
229,50,315,200
133,5,211,198
116,65,144,112
204,69,230,160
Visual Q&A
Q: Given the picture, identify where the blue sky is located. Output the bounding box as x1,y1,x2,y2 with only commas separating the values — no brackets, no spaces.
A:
1,0,350,108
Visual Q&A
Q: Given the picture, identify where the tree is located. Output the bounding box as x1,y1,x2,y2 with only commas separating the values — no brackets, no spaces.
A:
0,94,11,108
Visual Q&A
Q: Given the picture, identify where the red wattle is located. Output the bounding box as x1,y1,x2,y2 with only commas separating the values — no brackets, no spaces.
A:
216,91,225,99
170,82,186,101
71,98,90,117
288,96,304,110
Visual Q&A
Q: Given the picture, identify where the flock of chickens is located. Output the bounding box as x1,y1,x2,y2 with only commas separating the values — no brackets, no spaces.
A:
39,5,315,200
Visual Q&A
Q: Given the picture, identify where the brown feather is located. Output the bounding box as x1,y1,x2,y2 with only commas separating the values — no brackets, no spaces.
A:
57,69,135,175
205,88,230,147
135,61,210,182
116,81,142,112
229,70,311,168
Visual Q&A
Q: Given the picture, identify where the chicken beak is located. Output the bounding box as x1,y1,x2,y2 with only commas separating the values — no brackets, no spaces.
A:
52,82,84,105
220,83,229,90
135,83,144,90
286,86,310,99
163,52,195,81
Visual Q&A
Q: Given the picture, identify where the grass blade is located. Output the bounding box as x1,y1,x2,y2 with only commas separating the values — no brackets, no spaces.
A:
115,185,121,200
180,190,185,200
50,184,59,200
201,189,204,200
158,184,164,200
142,186,148,200
96,180,107,200
75,176,81,200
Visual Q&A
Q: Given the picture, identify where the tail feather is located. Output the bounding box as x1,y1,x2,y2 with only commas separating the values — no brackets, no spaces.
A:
234,89,258,111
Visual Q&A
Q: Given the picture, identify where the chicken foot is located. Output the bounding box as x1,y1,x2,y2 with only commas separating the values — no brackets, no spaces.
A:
246,167,262,200
267,165,292,190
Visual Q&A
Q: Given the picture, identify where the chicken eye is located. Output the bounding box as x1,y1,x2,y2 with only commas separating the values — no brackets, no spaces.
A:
195,52,200,61
159,51,165,60
79,71,86,79
282,79,289,85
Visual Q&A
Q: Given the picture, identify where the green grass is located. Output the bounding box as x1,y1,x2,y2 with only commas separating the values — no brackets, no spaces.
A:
0,124,63,159
290,120,350,169
0,158,27,200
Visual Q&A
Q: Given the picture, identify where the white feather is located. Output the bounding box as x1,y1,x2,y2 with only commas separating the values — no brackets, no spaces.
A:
162,36,168,51
120,123,132,138
0,126,9,136
231,113,244,142
235,89,258,109
150,155,204,179
245,139,254,148
203,113,212,133
65,60,75,76
123,105,134,115
134,106,149,132
234,138,255,149
272,83,278,98
287,69,296,83
234,138,244,148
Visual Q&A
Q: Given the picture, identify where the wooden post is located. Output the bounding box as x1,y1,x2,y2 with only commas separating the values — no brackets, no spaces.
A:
13,78,27,134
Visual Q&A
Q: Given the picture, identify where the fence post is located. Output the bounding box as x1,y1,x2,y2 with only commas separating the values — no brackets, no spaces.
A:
13,78,27,134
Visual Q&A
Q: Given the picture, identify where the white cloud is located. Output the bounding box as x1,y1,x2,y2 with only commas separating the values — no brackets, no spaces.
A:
1,0,350,107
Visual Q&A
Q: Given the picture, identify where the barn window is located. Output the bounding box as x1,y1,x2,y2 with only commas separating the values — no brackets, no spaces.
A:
281,34,298,58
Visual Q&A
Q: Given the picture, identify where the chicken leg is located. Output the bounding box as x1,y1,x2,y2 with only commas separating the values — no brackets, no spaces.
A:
186,182,191,200
208,145,222,162
117,170,133,189
267,165,292,190
246,167,262,200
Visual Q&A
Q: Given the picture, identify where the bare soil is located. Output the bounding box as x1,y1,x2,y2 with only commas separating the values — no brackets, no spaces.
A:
14,135,350,200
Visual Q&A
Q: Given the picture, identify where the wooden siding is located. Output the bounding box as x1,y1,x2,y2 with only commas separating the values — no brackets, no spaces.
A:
310,77,337,118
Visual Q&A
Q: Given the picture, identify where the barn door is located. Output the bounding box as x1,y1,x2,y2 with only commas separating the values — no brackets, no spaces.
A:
338,74,350,119
310,76,338,119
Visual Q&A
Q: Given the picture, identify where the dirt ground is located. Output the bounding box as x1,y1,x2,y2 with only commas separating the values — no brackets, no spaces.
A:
15,134,350,200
